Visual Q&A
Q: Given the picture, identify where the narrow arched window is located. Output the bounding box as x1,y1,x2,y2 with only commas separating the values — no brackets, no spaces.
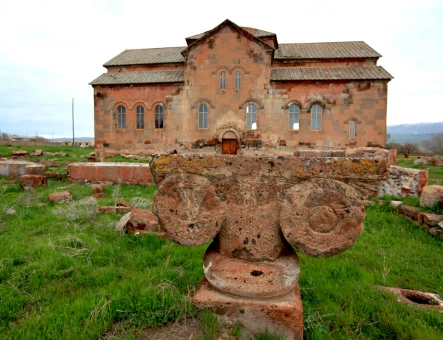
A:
155,105,164,129
349,120,356,139
117,105,126,129
198,104,208,129
246,104,257,130
220,71,226,90
235,71,241,90
311,104,322,131
289,104,300,130
136,105,144,129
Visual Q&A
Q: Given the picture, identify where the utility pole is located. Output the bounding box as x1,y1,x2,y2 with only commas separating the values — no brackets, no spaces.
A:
72,98,75,147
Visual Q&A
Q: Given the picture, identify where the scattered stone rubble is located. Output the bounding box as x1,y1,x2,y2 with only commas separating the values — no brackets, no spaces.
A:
149,153,389,339
48,191,73,204
388,188,443,240
420,185,443,208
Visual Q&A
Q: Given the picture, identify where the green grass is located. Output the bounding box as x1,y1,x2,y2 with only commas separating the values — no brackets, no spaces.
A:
1,153,443,339
396,155,443,186
0,145,92,168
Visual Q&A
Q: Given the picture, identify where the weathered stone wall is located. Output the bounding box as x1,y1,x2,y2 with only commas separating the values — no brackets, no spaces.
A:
271,81,387,148
93,83,184,154
378,165,428,197
68,162,153,185
0,160,44,178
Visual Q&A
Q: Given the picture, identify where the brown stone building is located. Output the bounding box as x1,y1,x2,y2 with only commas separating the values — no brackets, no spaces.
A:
90,19,393,155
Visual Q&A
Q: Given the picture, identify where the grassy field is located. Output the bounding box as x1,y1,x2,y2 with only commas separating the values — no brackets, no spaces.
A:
396,155,443,186
1,148,443,339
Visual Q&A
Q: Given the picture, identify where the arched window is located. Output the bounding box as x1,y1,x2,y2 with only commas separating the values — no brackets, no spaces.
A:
311,104,322,131
349,120,356,139
289,103,300,130
235,71,241,90
246,104,257,130
220,71,226,90
198,104,208,129
117,105,126,129
155,105,164,129
136,105,144,129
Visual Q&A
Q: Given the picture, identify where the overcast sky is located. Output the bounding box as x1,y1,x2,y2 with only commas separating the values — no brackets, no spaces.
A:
0,0,441,138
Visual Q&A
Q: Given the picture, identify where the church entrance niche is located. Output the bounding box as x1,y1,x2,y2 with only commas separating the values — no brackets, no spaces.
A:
221,131,238,155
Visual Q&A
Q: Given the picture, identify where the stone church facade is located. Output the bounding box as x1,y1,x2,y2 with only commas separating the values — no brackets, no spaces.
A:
90,19,392,155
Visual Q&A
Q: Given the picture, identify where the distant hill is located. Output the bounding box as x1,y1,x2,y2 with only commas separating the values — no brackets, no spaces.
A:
388,122,443,144
54,137,94,142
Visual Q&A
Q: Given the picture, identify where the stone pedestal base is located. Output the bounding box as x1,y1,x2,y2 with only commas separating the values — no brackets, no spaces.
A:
193,279,303,340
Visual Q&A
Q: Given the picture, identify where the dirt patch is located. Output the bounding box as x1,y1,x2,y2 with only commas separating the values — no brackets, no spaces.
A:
102,317,241,340
102,318,204,340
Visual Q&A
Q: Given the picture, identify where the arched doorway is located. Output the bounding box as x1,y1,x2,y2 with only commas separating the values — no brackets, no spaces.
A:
221,131,238,155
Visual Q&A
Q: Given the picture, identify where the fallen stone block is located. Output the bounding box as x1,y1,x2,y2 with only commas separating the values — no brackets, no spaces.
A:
115,209,162,235
117,199,134,210
19,175,47,190
420,185,443,207
0,160,40,178
390,200,403,208
430,158,443,166
30,149,43,156
43,171,64,180
418,212,443,226
126,209,161,233
25,164,45,175
398,205,421,219
91,184,106,194
48,191,72,204
68,162,153,185
429,226,443,237
99,206,131,214
12,150,28,156
379,166,428,198
92,193,108,199
54,152,67,157
414,158,428,165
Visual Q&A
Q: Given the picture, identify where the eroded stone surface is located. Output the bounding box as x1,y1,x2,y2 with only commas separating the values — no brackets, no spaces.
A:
203,244,299,299
280,179,365,258
420,185,443,207
379,166,428,198
49,191,72,204
19,175,47,190
150,154,388,339
193,279,303,340
153,173,223,246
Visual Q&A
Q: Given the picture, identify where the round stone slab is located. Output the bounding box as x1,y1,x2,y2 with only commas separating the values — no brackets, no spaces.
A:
203,246,300,298
280,179,365,258
152,173,223,246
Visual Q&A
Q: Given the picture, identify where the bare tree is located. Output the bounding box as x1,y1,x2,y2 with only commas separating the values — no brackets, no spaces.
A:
397,143,419,158
421,133,443,155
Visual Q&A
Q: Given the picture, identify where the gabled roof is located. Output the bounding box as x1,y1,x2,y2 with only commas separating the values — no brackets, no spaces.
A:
275,42,381,60
271,66,393,81
186,26,276,44
89,70,184,85
103,47,185,67
182,19,275,57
